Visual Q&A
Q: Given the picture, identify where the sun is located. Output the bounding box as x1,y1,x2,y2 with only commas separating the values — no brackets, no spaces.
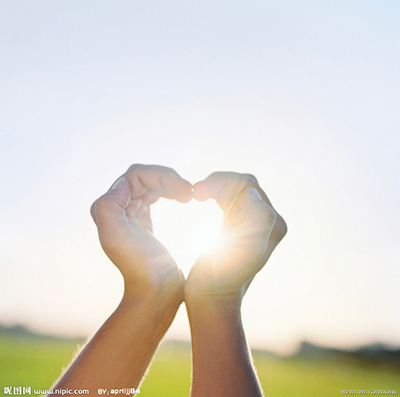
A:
151,198,223,276
187,220,222,265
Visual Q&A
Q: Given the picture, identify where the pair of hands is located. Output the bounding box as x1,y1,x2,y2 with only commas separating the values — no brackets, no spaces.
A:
90,164,287,308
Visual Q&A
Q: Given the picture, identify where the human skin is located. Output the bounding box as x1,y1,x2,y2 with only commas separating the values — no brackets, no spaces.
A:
52,164,192,393
52,166,287,397
186,172,287,397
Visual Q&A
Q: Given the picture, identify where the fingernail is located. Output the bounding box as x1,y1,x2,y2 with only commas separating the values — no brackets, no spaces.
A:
111,177,127,190
247,187,263,200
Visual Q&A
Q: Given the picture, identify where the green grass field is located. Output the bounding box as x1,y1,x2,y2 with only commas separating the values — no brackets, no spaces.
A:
1,335,399,396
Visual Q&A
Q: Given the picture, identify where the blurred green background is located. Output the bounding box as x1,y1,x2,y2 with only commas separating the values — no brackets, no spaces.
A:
1,326,399,397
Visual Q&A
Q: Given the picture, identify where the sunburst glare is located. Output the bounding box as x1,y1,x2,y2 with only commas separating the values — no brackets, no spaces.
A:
151,198,223,276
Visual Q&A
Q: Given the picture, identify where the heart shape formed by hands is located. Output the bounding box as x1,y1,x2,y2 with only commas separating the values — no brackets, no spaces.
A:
92,164,286,300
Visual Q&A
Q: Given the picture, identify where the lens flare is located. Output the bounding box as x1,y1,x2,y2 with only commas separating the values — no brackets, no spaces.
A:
151,199,223,275
187,221,221,264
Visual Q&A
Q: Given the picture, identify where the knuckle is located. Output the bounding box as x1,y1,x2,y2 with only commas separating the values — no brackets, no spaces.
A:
159,165,176,173
90,194,114,218
158,165,180,179
208,171,226,178
127,164,179,178
205,171,230,183
127,163,145,172
242,173,258,184
273,214,288,241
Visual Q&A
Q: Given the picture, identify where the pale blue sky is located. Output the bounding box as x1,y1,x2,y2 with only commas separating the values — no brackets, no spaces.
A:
1,1,399,353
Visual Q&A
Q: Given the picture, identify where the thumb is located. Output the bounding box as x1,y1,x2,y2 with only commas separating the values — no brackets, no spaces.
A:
108,177,131,208
91,177,131,226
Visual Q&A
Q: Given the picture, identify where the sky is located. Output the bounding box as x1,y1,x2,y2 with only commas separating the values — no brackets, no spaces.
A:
1,0,399,354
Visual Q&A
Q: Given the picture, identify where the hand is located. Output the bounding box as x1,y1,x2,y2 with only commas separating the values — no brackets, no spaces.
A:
185,172,287,305
91,164,192,301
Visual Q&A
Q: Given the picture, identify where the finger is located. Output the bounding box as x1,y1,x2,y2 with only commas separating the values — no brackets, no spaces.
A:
121,164,193,204
91,177,135,247
91,177,130,222
193,172,273,212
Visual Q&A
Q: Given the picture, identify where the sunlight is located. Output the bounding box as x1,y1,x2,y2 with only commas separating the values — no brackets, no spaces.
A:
187,221,222,263
151,199,223,276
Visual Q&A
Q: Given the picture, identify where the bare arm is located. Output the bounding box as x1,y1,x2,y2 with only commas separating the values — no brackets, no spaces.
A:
53,164,192,393
185,172,287,397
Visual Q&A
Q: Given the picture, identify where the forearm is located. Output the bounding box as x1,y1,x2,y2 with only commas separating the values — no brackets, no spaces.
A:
53,289,182,394
187,299,264,397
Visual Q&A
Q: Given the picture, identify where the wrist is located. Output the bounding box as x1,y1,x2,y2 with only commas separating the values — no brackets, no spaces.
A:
185,292,242,322
122,264,184,302
121,275,184,334
184,281,244,311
